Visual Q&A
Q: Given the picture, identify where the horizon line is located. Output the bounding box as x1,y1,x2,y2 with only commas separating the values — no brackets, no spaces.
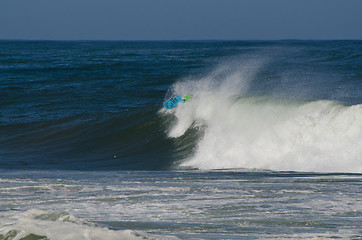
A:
1,38,362,42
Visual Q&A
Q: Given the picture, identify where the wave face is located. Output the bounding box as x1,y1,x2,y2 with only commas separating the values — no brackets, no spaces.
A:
1,40,362,172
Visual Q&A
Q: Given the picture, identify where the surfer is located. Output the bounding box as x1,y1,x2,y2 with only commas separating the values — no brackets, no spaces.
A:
163,95,192,109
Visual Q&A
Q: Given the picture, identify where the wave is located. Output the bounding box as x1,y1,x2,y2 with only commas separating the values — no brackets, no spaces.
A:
164,60,362,173
0,209,154,240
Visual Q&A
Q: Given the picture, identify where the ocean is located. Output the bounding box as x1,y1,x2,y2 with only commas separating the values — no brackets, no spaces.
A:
1,40,361,239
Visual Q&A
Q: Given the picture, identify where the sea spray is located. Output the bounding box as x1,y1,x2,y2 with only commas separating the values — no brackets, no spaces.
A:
165,57,265,138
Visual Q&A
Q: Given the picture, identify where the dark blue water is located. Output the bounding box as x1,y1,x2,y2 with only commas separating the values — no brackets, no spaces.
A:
1,40,362,171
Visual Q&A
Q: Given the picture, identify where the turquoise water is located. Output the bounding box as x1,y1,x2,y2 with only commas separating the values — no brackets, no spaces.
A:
1,40,362,239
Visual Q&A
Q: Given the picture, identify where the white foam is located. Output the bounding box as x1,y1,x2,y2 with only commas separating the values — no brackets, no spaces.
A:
167,62,362,173
0,209,147,240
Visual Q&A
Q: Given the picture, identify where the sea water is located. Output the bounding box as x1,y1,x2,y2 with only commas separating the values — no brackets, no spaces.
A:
1,40,362,239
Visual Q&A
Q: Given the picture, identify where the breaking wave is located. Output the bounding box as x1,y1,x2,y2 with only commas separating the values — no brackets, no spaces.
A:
164,60,362,173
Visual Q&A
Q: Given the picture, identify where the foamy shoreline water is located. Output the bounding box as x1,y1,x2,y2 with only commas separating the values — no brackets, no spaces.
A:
1,170,361,239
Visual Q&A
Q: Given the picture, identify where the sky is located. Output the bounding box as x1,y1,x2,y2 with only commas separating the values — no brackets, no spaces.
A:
1,0,362,41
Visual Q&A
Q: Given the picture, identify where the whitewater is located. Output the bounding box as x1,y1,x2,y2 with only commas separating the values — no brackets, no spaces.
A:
1,170,362,240
165,59,362,173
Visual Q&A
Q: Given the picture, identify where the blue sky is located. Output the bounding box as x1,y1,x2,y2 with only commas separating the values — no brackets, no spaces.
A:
1,0,362,40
